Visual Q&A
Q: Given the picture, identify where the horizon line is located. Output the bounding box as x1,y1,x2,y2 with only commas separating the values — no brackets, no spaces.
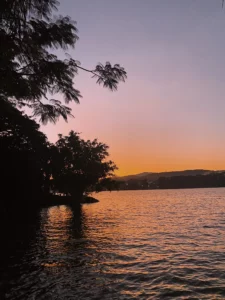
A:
116,168,225,177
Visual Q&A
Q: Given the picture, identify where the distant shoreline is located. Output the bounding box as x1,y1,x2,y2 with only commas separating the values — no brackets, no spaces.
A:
115,171,225,191
110,186,225,192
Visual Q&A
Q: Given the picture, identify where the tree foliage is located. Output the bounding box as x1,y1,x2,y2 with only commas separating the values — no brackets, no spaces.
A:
1,101,117,211
0,100,50,212
0,0,127,124
51,131,117,200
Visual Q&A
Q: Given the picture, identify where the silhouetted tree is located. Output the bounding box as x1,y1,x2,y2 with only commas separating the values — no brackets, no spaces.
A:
51,131,117,203
0,0,127,124
90,177,120,192
0,99,50,214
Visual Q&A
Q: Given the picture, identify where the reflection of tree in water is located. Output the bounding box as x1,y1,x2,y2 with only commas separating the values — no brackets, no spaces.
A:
1,204,127,299
35,205,110,299
0,205,90,299
40,205,87,260
70,205,87,239
1,205,116,299
0,210,42,299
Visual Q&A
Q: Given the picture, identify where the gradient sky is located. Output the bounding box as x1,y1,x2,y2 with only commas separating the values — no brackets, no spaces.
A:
42,0,225,176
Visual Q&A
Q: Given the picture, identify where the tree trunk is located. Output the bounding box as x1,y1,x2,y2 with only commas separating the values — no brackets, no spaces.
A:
71,189,84,207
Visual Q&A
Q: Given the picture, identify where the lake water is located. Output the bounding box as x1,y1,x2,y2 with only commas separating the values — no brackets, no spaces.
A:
1,188,225,299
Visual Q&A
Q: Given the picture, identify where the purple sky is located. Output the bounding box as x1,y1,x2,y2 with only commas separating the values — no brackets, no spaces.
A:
42,0,225,175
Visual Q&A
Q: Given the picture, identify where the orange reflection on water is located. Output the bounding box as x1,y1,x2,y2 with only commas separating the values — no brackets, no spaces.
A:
42,205,73,257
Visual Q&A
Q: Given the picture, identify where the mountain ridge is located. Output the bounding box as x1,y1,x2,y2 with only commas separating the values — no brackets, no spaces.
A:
115,169,225,182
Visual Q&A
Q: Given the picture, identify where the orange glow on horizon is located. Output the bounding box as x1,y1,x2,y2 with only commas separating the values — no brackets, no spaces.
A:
41,0,225,180
112,152,225,176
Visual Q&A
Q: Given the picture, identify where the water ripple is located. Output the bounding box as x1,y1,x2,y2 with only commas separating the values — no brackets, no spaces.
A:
1,188,225,299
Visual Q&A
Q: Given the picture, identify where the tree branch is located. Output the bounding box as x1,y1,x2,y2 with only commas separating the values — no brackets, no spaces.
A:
75,64,101,78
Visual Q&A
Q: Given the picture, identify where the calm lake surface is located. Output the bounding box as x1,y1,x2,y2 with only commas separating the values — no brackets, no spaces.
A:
1,188,225,299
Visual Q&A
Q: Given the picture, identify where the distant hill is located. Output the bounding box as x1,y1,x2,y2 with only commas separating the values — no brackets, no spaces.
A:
115,169,224,182
113,169,225,191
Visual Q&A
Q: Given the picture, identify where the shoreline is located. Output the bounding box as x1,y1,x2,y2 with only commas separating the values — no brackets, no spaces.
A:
41,194,99,208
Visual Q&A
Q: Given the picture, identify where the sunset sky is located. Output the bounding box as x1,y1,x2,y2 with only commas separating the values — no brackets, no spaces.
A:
42,0,225,176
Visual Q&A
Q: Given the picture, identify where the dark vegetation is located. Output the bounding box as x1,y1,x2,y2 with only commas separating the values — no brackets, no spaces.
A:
0,0,126,123
1,99,118,216
0,0,126,217
116,170,225,190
